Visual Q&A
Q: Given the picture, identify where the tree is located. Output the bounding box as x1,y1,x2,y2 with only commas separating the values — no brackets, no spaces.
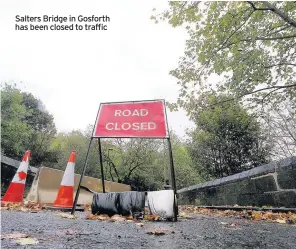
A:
50,124,202,190
1,83,58,165
259,99,296,159
153,1,296,112
168,131,202,189
103,133,201,190
187,93,270,179
49,129,103,178
21,92,57,165
1,84,31,158
102,138,162,190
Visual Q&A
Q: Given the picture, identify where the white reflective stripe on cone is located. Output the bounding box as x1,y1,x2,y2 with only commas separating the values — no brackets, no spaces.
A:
147,190,174,218
11,160,29,184
60,162,75,186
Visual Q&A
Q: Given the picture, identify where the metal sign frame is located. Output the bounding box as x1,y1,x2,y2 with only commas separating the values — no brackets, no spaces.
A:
71,99,178,221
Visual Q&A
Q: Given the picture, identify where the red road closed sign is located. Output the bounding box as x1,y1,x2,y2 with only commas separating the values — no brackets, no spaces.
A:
93,100,168,138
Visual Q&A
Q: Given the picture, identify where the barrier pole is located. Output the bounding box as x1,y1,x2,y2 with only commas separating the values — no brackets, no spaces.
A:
71,138,93,215
98,138,106,193
167,137,178,222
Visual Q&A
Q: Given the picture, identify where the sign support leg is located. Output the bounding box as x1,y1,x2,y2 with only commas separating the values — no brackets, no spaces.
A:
71,138,93,215
98,138,106,193
167,137,178,222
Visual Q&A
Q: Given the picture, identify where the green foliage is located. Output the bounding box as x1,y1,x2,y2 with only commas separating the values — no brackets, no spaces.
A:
49,129,101,178
1,84,31,158
1,83,202,190
153,1,296,112
1,83,58,165
169,131,202,188
187,93,270,179
50,128,201,191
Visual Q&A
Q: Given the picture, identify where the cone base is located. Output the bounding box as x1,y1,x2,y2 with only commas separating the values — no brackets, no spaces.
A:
2,183,25,203
52,185,74,208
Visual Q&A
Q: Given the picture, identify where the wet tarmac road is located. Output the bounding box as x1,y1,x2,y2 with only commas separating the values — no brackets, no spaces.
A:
1,210,296,249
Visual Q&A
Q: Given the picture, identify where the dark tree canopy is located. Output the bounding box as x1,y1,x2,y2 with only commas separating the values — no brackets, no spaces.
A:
1,84,57,165
188,93,270,179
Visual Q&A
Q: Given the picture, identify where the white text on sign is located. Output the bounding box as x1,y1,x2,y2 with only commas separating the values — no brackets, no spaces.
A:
105,109,156,131
114,109,148,117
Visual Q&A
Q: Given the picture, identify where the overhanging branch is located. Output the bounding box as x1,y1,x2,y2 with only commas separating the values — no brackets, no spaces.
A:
262,1,296,28
247,1,296,28
204,83,296,108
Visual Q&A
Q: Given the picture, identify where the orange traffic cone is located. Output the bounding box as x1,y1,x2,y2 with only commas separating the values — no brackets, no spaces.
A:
52,151,76,208
2,150,31,203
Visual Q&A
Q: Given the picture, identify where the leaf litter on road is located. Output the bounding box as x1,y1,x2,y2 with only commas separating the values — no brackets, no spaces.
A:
0,233,38,245
86,213,111,221
86,213,162,222
179,205,296,224
0,233,29,239
1,201,42,212
143,215,161,221
54,212,76,219
86,213,136,222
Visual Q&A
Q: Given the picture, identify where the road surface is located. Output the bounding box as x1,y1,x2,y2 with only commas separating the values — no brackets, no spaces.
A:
1,210,296,249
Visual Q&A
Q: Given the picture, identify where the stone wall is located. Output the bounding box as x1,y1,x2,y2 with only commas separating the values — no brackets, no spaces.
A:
177,157,296,208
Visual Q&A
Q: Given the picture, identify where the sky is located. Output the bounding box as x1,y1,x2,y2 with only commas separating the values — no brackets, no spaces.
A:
0,0,194,137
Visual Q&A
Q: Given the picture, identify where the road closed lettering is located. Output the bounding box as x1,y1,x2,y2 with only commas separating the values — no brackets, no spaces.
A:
93,101,168,138
106,122,156,131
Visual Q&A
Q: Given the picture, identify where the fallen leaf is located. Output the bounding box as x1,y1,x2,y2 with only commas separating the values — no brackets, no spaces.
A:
86,213,96,219
86,213,110,221
146,229,166,236
15,238,38,245
276,219,286,224
251,211,262,221
65,230,77,235
220,222,228,225
287,217,296,224
98,214,110,221
84,204,91,211
136,223,144,227
0,233,29,239
20,207,28,212
110,214,126,222
54,213,76,219
126,216,134,220
179,212,193,219
144,215,161,221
